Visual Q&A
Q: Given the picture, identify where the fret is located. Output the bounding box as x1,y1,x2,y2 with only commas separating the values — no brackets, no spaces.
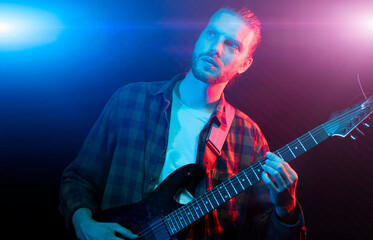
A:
243,170,252,185
258,161,265,175
235,174,245,190
238,171,251,188
258,160,264,168
183,205,193,224
247,167,262,185
223,184,232,199
171,212,181,233
299,133,316,151
184,204,196,223
278,146,295,162
297,138,307,151
286,144,296,158
304,136,316,149
229,178,238,194
195,201,203,216
184,203,196,221
288,140,305,157
166,215,177,235
251,165,259,180
200,197,209,213
178,209,188,228
230,175,245,193
216,185,225,202
210,189,220,206
276,150,284,159
321,124,330,136
191,202,201,219
185,204,196,222
218,185,230,201
253,163,264,176
183,211,190,226
311,127,329,144
204,195,214,210
308,131,318,144
173,212,182,232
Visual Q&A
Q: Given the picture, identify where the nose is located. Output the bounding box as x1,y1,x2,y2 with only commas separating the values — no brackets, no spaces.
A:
210,40,223,58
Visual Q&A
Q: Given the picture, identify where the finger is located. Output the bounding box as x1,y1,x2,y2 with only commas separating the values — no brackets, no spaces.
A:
111,223,139,239
262,163,287,190
261,171,277,192
282,162,298,183
265,159,291,185
266,152,284,163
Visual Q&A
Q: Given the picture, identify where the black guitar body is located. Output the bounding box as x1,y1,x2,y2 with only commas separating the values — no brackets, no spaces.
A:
96,164,206,239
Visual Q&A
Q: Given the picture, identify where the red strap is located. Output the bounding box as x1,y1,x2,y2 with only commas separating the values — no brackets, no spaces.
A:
202,103,235,236
204,102,235,167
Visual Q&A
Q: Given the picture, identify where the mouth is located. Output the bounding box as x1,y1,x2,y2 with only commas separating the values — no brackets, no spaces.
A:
201,57,219,69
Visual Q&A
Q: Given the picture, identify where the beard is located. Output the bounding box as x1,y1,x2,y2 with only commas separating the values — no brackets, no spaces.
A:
191,52,232,85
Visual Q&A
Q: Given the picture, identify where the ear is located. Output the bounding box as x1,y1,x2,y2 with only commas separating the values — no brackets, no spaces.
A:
237,57,253,74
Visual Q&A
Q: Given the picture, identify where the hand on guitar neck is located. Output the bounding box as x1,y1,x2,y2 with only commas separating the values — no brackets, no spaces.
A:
262,152,298,224
72,208,139,240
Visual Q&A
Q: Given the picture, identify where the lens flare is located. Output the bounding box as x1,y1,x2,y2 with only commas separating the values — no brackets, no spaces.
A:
0,4,64,51
0,22,12,34
361,16,373,33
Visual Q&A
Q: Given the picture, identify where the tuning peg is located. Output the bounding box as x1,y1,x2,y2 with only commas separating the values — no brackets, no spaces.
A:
356,127,365,136
350,135,356,140
363,123,370,127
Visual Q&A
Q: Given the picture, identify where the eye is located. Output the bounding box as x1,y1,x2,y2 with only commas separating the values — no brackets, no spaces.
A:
206,30,216,37
226,40,240,51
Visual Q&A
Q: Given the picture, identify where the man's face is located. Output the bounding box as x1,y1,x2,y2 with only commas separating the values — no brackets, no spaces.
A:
191,11,256,85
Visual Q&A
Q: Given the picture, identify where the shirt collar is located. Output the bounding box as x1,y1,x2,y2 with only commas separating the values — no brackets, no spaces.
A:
151,73,230,128
150,73,186,98
212,94,229,128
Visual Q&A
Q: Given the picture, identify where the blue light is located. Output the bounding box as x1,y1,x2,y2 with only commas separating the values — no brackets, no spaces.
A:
0,4,64,51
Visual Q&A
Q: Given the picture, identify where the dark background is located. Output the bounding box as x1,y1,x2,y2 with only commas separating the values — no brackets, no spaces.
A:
0,0,372,239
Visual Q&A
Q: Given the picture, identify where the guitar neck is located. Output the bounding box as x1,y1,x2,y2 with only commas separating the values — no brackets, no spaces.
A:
163,123,331,236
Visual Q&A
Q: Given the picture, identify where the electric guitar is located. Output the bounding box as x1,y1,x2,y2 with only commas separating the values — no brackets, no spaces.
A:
97,96,373,240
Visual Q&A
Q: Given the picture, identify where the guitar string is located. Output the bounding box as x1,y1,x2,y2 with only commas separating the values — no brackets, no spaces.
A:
136,99,372,238
138,103,372,239
322,99,372,138
137,101,372,239
162,98,373,230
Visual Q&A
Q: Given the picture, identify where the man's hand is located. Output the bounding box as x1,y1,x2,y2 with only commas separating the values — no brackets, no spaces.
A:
261,152,298,218
72,208,138,240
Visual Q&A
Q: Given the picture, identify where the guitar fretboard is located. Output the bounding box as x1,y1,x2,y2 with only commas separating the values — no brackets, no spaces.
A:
163,124,330,236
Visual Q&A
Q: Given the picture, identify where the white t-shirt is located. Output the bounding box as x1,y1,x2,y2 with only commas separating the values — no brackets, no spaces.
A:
156,86,212,203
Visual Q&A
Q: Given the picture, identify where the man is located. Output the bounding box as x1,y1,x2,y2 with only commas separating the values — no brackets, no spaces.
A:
60,7,306,240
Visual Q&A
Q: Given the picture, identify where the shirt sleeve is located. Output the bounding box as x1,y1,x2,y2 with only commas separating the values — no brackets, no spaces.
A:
242,125,306,240
59,89,120,233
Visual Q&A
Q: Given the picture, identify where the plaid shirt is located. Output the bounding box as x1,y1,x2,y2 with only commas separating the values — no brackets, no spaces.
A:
59,74,305,239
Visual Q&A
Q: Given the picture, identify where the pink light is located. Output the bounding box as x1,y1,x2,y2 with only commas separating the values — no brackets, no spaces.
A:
360,16,373,33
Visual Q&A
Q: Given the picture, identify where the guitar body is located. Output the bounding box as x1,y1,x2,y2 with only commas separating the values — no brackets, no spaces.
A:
96,164,205,239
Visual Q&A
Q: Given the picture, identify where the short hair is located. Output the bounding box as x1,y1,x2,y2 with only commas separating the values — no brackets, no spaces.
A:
214,7,262,57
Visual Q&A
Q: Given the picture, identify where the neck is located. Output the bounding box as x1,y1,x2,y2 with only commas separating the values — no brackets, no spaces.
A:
177,70,228,112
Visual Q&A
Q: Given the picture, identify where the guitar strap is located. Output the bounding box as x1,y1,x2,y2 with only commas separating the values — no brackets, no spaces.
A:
202,102,235,236
203,102,236,171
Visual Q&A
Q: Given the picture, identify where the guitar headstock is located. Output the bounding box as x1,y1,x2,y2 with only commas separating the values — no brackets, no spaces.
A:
324,96,373,138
